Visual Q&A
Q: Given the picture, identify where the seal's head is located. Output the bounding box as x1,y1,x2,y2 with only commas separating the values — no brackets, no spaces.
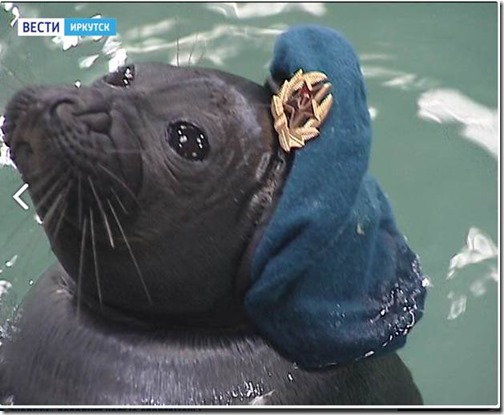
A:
3,25,427,371
3,64,288,324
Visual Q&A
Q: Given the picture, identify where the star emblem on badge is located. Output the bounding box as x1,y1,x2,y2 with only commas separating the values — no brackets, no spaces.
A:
271,69,333,152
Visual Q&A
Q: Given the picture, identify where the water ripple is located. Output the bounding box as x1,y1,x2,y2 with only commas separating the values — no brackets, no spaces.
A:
362,65,437,91
205,3,326,19
122,24,283,67
417,89,498,158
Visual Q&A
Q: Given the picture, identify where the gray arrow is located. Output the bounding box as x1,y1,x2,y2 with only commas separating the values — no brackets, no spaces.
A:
13,183,29,210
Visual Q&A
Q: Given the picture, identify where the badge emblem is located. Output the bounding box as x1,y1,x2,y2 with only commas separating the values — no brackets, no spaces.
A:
271,69,333,153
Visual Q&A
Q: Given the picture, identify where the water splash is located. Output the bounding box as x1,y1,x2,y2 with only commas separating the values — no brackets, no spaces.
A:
445,227,498,320
1,2,20,26
0,115,15,168
0,280,12,297
0,279,17,346
448,227,498,279
78,54,99,69
103,37,127,72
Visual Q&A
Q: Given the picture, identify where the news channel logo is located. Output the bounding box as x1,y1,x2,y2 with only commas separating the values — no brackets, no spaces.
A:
17,17,116,37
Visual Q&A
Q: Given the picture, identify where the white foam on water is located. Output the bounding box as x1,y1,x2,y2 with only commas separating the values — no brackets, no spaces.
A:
446,228,498,320
417,88,498,158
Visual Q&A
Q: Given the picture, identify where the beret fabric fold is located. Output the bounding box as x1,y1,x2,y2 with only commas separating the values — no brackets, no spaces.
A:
245,25,427,369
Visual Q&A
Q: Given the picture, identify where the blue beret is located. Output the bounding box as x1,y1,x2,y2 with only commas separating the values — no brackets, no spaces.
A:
245,25,427,369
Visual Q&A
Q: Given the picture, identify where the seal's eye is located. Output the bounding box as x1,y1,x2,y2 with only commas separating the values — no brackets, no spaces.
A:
166,122,210,161
105,65,135,87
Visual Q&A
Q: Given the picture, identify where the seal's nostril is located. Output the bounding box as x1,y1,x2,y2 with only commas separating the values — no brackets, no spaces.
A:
77,112,112,134
49,99,76,119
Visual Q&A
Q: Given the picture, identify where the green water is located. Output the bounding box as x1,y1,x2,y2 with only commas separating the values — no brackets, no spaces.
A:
0,2,499,407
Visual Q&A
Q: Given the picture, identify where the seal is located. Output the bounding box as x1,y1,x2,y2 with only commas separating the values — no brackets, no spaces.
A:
0,61,422,405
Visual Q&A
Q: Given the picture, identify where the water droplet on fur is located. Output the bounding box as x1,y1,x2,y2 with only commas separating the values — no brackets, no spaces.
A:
422,277,431,287
245,382,254,398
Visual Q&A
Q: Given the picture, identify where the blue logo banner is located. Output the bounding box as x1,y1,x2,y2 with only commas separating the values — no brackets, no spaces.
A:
64,18,116,36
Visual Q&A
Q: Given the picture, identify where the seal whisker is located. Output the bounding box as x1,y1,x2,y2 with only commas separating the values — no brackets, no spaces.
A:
175,18,180,68
40,187,65,229
30,172,66,211
43,180,71,241
76,215,88,321
21,164,64,200
107,199,153,304
77,173,83,230
112,188,129,215
50,197,69,242
196,38,208,66
187,33,199,66
88,177,115,249
97,163,139,205
89,208,103,307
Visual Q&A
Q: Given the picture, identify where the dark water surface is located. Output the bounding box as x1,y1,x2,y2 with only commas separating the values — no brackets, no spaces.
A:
0,2,498,406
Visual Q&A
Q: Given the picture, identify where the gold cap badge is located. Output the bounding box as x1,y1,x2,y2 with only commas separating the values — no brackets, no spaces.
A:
271,69,333,153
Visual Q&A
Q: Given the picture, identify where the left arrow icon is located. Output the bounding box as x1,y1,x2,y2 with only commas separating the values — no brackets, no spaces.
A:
13,183,29,210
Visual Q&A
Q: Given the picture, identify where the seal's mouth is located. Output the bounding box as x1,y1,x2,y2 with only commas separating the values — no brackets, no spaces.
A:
2,86,142,238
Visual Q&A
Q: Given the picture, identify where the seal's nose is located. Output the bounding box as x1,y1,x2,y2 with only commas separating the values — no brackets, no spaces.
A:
2,86,79,145
42,88,112,135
